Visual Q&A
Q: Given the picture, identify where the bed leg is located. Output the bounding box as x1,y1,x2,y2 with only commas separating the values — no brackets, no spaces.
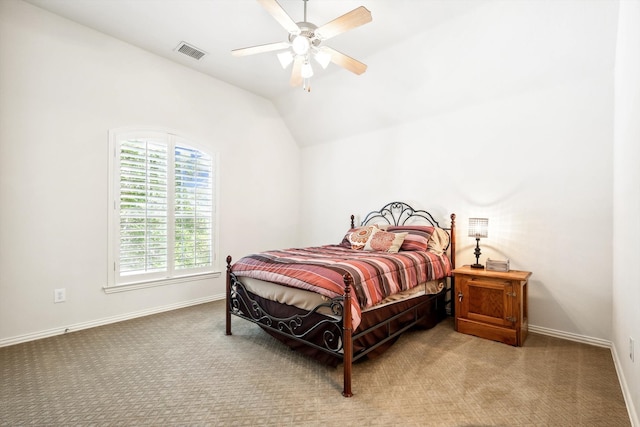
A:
342,273,353,397
449,213,456,318
450,213,456,270
226,255,232,336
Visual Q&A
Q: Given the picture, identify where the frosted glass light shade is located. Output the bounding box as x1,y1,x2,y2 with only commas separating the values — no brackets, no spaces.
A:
292,36,310,55
314,50,331,69
301,62,314,78
277,51,294,68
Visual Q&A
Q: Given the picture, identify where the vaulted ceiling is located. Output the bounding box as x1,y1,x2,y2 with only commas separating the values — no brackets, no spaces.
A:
23,0,492,146
24,1,616,148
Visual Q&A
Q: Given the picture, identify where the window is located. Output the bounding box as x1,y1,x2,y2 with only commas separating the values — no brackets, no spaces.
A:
108,129,218,290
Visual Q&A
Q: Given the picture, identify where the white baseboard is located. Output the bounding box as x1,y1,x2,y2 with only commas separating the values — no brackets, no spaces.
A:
0,293,226,348
529,323,612,348
611,344,639,427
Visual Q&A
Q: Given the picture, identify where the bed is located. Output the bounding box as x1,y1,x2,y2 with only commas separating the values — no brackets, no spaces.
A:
225,201,456,397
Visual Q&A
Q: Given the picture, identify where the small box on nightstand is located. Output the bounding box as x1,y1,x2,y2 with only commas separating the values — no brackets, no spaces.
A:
486,258,509,272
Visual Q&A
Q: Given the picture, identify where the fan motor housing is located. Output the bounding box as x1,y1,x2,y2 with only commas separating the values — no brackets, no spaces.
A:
290,22,321,47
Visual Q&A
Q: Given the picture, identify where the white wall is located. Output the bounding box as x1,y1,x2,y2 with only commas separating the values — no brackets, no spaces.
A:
0,0,300,344
613,0,640,423
299,0,618,343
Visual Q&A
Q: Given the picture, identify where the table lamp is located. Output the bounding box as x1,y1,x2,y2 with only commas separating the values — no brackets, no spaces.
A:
468,218,488,269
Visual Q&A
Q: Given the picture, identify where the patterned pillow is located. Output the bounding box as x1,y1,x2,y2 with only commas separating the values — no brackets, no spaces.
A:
344,225,379,250
386,225,435,252
364,231,408,253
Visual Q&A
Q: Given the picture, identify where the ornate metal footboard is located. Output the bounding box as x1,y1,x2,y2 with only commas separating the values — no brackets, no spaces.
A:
225,262,347,355
226,257,356,396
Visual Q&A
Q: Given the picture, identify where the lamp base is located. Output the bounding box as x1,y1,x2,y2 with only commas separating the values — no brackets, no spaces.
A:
470,263,484,269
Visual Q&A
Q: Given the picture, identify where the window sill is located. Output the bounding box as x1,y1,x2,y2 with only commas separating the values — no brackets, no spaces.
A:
103,271,221,294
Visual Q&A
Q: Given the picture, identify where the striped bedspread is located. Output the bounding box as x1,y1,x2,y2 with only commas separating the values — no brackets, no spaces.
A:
231,245,452,329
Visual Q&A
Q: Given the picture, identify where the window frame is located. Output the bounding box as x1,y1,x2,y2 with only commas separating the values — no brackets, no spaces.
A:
106,128,220,293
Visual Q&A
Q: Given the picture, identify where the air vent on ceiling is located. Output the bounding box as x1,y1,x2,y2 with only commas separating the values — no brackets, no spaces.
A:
175,41,206,60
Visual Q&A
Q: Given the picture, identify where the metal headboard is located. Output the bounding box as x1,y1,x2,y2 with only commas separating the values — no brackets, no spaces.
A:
358,201,444,228
350,201,456,256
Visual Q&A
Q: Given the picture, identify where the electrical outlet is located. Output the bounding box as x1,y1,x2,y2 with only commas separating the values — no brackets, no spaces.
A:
54,288,66,303
631,337,635,363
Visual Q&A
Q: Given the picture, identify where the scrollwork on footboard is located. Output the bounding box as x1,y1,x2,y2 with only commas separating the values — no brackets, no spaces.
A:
227,269,346,355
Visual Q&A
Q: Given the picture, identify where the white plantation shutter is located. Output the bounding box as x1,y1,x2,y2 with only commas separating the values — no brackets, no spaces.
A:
118,138,169,276
109,129,216,288
174,143,213,270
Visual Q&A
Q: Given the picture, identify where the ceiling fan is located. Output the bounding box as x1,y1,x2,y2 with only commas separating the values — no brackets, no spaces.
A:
232,0,372,91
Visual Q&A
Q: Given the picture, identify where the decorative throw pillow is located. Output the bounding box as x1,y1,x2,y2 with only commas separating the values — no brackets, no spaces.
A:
346,225,379,250
364,231,408,253
386,225,435,252
427,227,450,255
340,227,363,247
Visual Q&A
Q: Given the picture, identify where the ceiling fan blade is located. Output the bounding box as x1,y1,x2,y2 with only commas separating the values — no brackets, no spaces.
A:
321,46,367,75
315,6,372,41
290,56,303,87
258,0,301,35
231,41,290,57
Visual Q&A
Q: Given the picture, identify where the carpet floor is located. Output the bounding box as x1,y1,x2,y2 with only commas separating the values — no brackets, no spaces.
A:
0,300,631,426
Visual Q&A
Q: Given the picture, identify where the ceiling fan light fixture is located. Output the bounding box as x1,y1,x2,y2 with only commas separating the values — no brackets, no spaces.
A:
291,35,310,55
313,50,331,69
277,50,294,68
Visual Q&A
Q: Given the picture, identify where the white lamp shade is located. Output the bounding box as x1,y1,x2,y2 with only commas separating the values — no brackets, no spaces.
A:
468,218,489,238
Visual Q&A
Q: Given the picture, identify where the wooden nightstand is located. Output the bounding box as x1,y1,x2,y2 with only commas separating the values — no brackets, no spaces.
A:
453,266,532,346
